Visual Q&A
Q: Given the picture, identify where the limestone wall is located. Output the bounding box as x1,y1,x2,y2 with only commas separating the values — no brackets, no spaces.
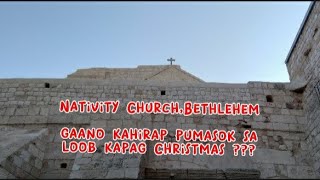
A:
286,1,320,176
39,125,86,179
0,127,47,179
67,65,204,83
0,79,316,178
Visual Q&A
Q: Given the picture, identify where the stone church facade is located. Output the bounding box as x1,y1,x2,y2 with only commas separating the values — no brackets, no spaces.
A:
0,2,319,179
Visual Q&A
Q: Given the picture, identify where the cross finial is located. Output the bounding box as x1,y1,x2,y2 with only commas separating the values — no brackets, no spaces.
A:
167,57,175,65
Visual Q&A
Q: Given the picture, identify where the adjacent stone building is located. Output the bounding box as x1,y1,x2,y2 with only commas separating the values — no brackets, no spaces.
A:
0,2,319,179
285,1,320,177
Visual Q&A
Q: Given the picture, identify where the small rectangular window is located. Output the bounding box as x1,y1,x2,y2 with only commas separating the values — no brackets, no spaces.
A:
266,95,273,102
45,83,50,88
60,163,67,168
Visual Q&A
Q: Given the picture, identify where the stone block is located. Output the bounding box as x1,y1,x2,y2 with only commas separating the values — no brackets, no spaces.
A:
21,162,32,173
15,108,28,116
106,120,123,129
257,163,276,178
30,166,41,178
28,144,40,157
271,115,297,124
76,158,91,165
5,108,15,116
287,165,316,179
253,148,295,165
39,107,49,116
91,120,107,128
13,156,23,168
35,158,43,169
123,158,140,168
19,150,31,162
124,168,140,179
106,168,125,179
289,124,305,132
273,123,290,131
27,107,40,115
0,116,9,124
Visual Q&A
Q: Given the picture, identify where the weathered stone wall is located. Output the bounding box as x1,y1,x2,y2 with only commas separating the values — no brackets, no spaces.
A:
286,1,320,177
67,65,204,83
0,79,316,178
0,126,47,179
143,81,313,179
39,125,86,179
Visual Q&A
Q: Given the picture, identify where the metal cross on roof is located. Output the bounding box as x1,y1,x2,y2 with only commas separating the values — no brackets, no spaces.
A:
167,58,175,65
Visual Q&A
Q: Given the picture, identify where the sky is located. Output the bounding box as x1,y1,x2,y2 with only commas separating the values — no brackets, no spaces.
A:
0,2,311,83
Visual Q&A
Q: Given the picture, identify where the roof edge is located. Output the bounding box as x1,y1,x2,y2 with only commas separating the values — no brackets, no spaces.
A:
285,1,315,64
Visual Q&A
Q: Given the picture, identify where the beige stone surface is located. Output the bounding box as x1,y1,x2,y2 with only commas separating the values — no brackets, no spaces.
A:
67,65,204,83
